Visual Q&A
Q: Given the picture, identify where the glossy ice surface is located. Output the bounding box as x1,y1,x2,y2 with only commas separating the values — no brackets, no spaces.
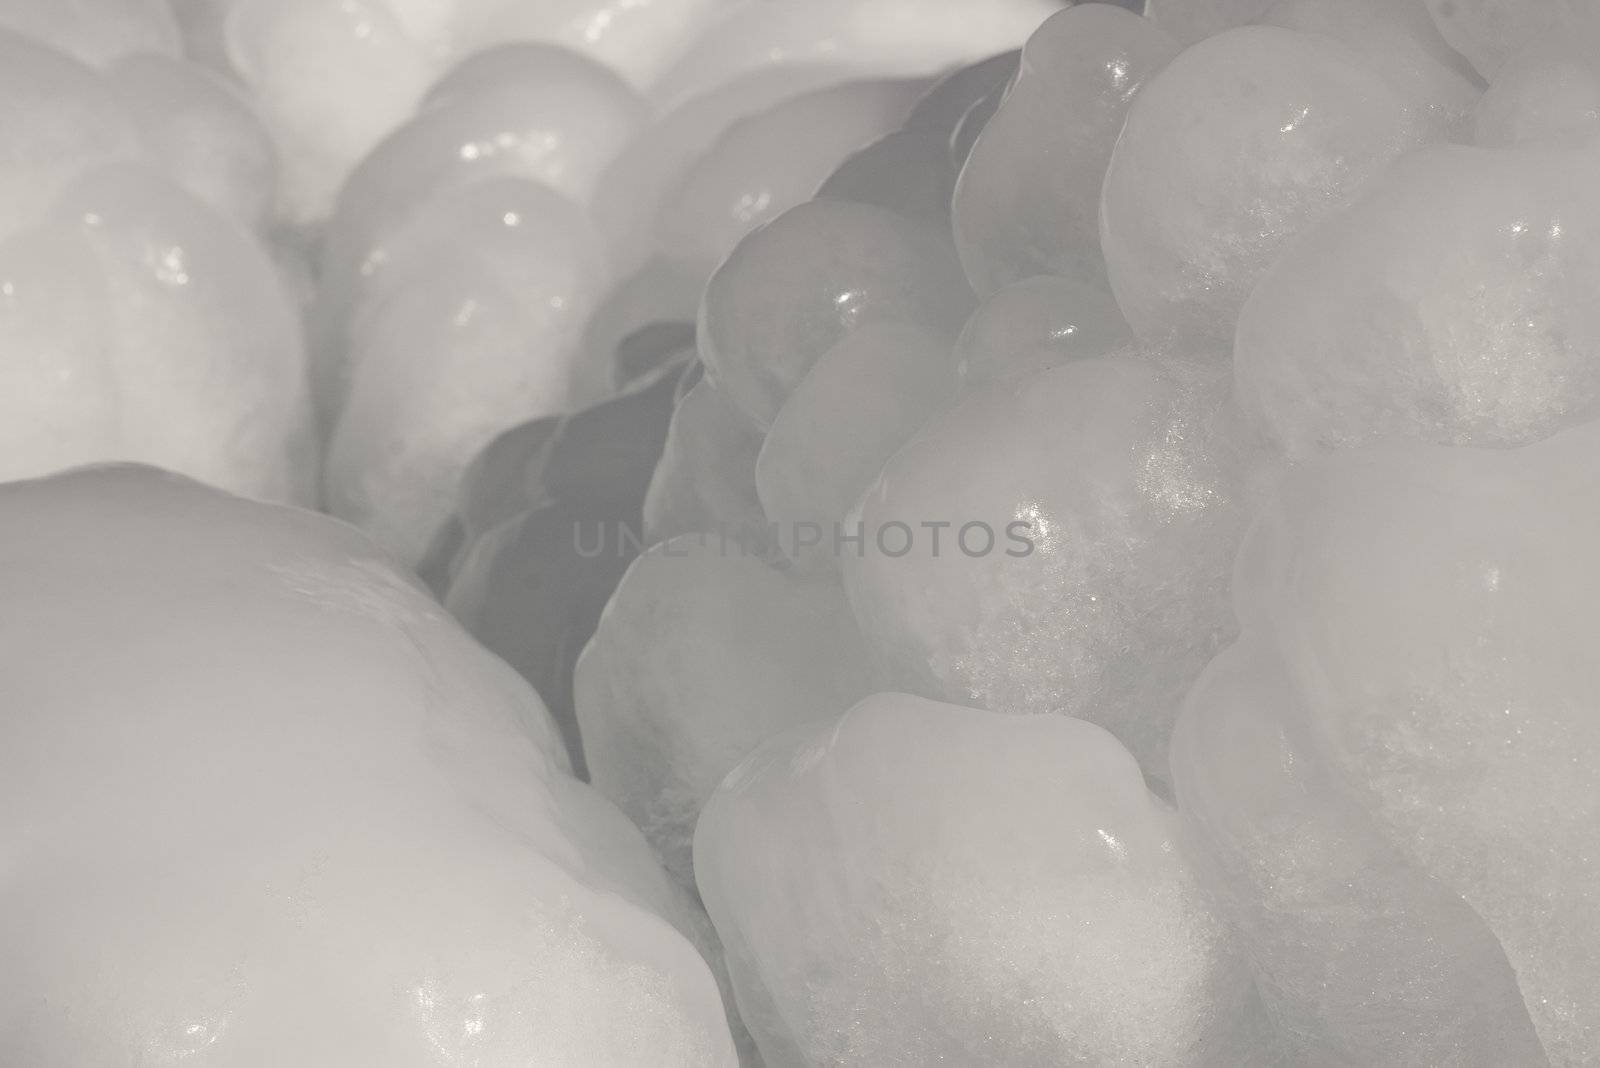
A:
1101,25,1438,341
695,693,1268,1066
0,466,737,1066
842,350,1247,785
699,197,974,429
1191,424,1600,1064
1235,141,1600,459
952,4,1181,296
576,536,874,886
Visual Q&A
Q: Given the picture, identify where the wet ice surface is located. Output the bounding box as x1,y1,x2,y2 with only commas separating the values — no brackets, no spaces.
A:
576,535,875,888
0,466,736,1065
1182,424,1600,1064
9,0,1600,1062
843,350,1248,787
694,693,1269,1066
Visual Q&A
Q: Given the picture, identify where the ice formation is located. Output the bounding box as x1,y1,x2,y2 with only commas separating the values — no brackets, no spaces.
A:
951,4,1180,296
1176,423,1600,1064
0,465,737,1065
576,536,874,886
842,349,1248,784
699,197,974,429
695,693,1268,1066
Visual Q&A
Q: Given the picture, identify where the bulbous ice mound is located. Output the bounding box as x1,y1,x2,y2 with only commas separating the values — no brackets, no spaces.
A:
0,465,737,1065
1423,0,1587,80
1144,0,1277,45
1100,23,1456,342
694,693,1269,1066
325,178,609,564
841,350,1248,786
950,4,1181,297
223,0,733,224
576,536,874,887
0,165,313,505
651,0,1069,108
0,0,180,67
1234,141,1600,459
699,198,974,430
757,321,959,570
952,274,1131,392
1191,425,1600,1065
642,375,769,549
1171,639,1550,1066
1474,16,1600,146
651,77,928,285
318,43,646,341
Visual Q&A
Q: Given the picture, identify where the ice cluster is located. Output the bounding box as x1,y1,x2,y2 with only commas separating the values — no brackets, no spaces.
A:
8,0,1600,1063
0,465,737,1064
0,28,309,502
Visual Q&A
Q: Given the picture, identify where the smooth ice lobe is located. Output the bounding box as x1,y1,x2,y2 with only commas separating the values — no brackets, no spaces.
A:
0,0,180,67
1223,425,1600,1064
694,693,1265,1066
699,197,974,430
842,351,1246,785
1171,638,1550,1066
0,164,314,504
652,77,927,284
952,274,1131,391
0,466,737,1066
1422,0,1587,80
1145,0,1278,45
951,4,1181,297
326,178,608,563
1100,25,1437,342
575,536,874,886
642,376,770,548
1234,140,1600,459
651,0,1066,109
757,322,957,568
1474,19,1600,146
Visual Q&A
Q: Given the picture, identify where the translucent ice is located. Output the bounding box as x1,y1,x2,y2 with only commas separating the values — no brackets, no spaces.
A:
694,693,1267,1066
1145,0,1278,45
1475,19,1600,146
842,351,1246,784
901,48,1020,138
653,78,927,283
575,536,874,886
0,32,145,243
108,54,277,230
1218,423,1600,1064
1261,0,1482,125
0,0,180,67
699,198,974,429
814,127,959,224
757,322,956,567
1171,638,1550,1066
642,374,771,548
0,166,315,504
1423,0,1587,79
226,0,434,224
0,465,737,1065
1234,141,1600,459
457,0,735,91
444,357,692,773
1101,25,1436,341
326,178,608,563
652,0,1066,109
592,64,861,278
951,5,1181,296
319,44,645,340
953,274,1131,391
